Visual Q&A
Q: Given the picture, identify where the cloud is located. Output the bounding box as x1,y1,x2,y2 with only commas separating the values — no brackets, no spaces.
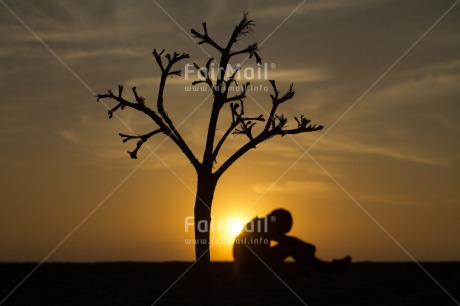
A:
356,194,425,207
57,130,81,144
316,138,452,167
124,67,330,90
253,180,332,194
396,59,460,78
267,68,331,83
125,76,187,87
370,73,460,109
251,0,387,18
63,48,144,60
307,57,460,168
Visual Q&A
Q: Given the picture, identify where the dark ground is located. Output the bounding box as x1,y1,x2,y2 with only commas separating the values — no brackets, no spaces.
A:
0,262,459,305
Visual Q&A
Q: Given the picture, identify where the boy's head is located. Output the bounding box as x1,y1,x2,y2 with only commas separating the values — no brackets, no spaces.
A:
266,208,293,235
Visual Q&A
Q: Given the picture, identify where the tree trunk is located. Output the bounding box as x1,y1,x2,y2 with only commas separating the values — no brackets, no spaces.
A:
194,173,216,305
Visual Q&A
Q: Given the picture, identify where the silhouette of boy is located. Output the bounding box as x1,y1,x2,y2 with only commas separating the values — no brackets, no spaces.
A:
233,208,351,274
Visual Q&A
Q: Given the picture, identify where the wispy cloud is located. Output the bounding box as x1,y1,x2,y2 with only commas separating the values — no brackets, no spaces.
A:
57,130,81,144
63,48,144,60
251,0,387,18
356,194,425,207
317,138,452,166
253,180,332,194
267,68,330,83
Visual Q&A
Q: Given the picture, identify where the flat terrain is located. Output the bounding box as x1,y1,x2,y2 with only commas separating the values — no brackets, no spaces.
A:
0,262,459,305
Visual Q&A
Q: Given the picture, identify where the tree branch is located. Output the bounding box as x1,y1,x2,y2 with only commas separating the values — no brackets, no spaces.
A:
152,50,201,170
223,65,240,97
97,14,324,183
224,82,249,103
96,88,145,114
152,49,165,72
264,80,295,132
119,129,162,159
214,112,323,179
281,124,324,135
97,82,201,171
214,130,273,179
192,57,214,89
249,51,262,65
213,114,264,162
193,14,260,171
213,91,263,162
225,12,255,51
230,42,258,57
191,22,225,53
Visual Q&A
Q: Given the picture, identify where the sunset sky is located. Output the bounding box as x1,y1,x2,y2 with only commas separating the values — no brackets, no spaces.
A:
1,0,459,263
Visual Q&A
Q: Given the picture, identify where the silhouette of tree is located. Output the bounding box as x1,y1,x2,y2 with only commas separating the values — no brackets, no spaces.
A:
96,13,323,303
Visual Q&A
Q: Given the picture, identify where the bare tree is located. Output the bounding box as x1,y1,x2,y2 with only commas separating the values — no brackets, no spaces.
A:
96,13,322,301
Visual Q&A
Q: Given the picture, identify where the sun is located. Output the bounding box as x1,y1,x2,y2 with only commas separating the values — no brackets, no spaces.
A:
213,213,248,243
229,220,244,237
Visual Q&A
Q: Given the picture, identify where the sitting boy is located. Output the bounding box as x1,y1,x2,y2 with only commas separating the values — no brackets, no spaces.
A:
233,208,351,274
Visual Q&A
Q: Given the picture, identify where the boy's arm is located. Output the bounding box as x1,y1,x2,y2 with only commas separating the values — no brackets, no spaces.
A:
267,233,288,242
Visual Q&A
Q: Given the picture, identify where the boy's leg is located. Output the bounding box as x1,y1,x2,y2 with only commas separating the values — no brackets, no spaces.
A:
269,236,351,271
269,236,316,267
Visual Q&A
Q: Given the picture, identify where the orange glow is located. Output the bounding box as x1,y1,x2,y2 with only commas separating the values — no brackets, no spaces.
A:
2,2,460,265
